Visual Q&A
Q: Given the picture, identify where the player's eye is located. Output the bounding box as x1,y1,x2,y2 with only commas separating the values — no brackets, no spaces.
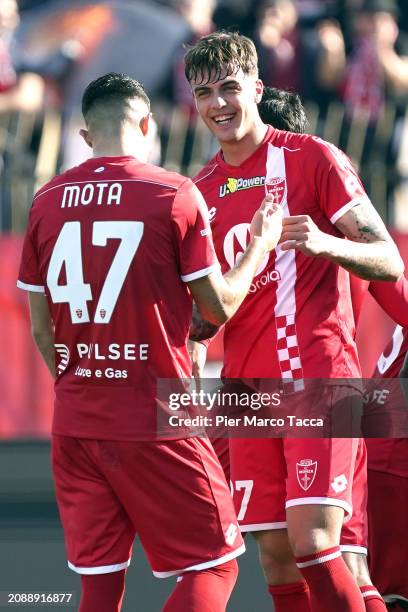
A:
195,90,209,98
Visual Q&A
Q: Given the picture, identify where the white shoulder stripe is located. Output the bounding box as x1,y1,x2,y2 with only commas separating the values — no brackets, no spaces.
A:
194,164,219,185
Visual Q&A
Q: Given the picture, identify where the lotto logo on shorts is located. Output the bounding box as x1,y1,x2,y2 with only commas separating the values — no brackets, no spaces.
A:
225,523,239,546
331,474,348,494
296,459,317,491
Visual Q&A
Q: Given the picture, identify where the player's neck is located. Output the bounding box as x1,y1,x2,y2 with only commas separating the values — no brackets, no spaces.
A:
91,134,147,161
220,122,268,167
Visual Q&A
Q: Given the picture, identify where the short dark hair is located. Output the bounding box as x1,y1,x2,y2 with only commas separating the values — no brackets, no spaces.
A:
258,87,307,133
81,72,150,119
184,31,258,85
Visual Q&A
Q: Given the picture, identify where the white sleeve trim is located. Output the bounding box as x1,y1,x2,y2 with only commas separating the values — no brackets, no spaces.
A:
181,262,220,283
17,280,45,293
330,196,371,225
68,559,130,575
152,543,245,578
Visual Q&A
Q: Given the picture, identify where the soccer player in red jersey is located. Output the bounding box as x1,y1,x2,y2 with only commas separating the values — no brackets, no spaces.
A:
17,73,284,612
184,32,404,612
192,84,389,612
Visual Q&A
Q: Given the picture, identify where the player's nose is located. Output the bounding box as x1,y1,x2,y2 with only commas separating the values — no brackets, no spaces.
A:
211,95,228,109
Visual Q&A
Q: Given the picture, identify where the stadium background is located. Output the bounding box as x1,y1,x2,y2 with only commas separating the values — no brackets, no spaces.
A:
0,0,407,609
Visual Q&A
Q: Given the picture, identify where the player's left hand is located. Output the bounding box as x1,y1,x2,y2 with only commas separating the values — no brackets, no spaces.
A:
279,215,330,257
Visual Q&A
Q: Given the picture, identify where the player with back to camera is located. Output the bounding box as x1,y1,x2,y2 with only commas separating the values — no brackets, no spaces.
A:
17,72,283,612
185,31,404,612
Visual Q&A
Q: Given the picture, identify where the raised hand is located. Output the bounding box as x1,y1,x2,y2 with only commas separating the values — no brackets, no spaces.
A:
250,194,283,252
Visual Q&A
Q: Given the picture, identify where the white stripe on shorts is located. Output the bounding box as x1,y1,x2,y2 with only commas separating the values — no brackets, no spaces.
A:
240,522,287,532
285,497,352,521
152,543,246,578
68,559,130,575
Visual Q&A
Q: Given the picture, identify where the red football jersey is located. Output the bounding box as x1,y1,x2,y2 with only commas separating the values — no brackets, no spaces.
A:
18,156,218,440
366,325,408,477
195,126,365,383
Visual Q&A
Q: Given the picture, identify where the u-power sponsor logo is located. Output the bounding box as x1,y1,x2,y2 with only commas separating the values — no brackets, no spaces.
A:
219,176,265,198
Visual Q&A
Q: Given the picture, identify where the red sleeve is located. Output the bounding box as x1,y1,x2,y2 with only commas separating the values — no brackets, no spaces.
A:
311,137,371,224
349,274,370,325
171,178,219,282
17,215,44,293
369,276,408,327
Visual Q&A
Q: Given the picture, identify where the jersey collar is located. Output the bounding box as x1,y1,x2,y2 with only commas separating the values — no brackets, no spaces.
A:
215,125,276,174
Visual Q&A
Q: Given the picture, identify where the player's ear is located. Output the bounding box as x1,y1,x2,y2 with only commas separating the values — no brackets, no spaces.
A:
255,79,264,104
79,128,92,148
139,113,151,137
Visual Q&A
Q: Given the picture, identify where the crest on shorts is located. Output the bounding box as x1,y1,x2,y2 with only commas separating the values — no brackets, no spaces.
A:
99,309,106,320
265,177,287,206
296,459,317,491
76,309,83,319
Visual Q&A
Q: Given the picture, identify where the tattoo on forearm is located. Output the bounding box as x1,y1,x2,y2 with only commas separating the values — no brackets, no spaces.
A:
189,304,219,341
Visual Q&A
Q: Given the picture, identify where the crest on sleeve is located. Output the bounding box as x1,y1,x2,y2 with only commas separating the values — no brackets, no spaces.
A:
296,459,317,491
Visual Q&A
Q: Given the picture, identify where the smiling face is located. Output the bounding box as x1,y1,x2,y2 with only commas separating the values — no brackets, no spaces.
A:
191,68,263,145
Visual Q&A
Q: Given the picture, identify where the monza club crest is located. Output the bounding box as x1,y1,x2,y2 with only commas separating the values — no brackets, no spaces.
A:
265,177,287,206
296,459,317,491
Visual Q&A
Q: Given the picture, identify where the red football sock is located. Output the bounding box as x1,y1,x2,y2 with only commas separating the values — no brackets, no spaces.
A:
163,559,238,612
268,580,311,611
79,569,126,612
360,585,388,611
296,546,365,611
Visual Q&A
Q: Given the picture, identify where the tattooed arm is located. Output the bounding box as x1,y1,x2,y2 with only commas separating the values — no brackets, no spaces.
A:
333,201,404,280
280,200,404,281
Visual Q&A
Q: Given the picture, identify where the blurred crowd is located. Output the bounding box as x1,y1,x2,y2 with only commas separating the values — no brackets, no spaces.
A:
0,0,408,229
